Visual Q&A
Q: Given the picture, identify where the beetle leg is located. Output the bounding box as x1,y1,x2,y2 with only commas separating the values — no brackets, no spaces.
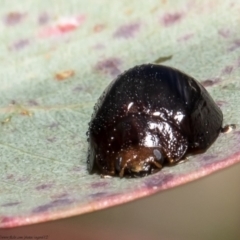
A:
221,124,236,133
151,160,163,169
100,174,113,179
178,157,188,164
167,158,175,165
119,164,127,178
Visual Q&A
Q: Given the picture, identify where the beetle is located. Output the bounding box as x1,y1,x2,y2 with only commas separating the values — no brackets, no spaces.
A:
87,64,223,178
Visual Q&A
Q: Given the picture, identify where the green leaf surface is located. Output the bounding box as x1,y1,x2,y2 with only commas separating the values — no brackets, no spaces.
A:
0,0,240,228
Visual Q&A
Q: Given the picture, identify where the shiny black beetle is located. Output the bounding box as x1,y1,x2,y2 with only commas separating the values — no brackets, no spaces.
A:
87,64,223,178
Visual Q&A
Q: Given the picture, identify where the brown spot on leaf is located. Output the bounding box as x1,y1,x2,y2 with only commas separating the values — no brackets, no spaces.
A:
153,55,172,64
124,9,133,15
55,70,75,81
93,24,106,33
20,109,32,116
10,100,17,105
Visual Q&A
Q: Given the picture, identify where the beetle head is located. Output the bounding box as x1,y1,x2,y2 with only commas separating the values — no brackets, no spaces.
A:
116,147,164,178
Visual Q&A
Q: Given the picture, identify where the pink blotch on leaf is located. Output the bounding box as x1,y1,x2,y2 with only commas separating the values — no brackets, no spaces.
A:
36,183,53,191
89,192,109,199
92,43,106,50
32,198,74,213
17,176,29,182
161,12,184,27
228,39,240,51
9,39,30,51
0,216,18,226
72,166,82,172
91,181,109,188
48,122,60,129
233,130,240,137
51,193,69,200
72,85,83,92
94,57,122,77
3,12,26,26
218,29,231,38
216,100,227,107
113,23,140,39
201,78,221,87
38,15,86,38
93,24,106,33
177,33,194,42
10,100,17,105
143,174,175,189
38,12,50,25
28,99,39,106
46,137,57,143
222,65,234,75
202,155,217,162
6,174,14,179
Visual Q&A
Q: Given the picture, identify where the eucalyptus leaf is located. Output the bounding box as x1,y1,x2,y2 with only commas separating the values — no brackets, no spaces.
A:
0,0,240,228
